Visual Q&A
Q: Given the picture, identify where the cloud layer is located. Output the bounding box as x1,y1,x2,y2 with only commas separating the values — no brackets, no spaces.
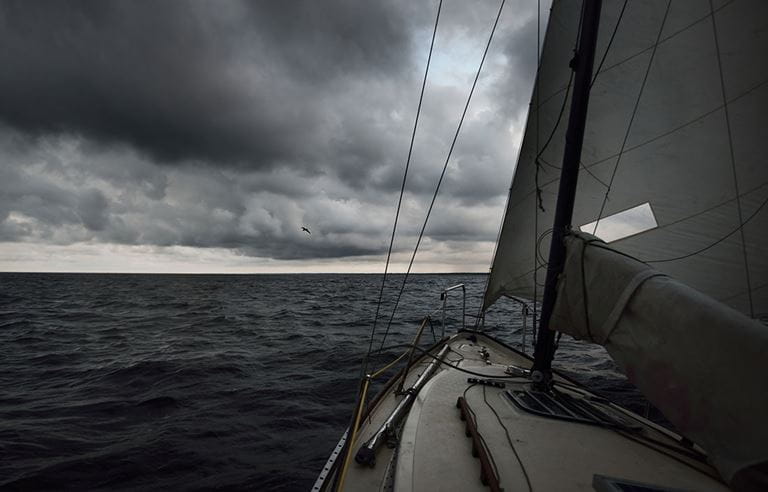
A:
0,0,544,271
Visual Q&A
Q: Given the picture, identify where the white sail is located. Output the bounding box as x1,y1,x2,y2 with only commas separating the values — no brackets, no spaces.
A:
484,0,768,320
321,2,767,490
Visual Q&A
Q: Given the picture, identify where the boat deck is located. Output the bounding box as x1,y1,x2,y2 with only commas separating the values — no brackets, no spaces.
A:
336,331,728,491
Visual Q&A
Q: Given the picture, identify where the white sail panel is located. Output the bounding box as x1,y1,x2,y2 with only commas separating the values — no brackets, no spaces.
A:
483,0,583,308
484,0,768,321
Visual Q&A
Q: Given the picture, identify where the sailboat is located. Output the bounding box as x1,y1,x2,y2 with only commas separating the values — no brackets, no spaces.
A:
315,0,768,490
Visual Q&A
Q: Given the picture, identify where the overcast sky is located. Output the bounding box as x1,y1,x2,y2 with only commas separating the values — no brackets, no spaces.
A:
0,0,548,273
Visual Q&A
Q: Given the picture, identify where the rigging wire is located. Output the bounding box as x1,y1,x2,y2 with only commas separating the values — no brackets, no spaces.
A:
376,0,507,353
361,0,443,377
534,71,573,177
530,0,586,344
479,0,626,335
580,236,597,342
539,155,610,188
595,0,735,84
505,75,768,219
708,0,754,317
578,0,762,312
591,0,672,235
476,0,543,332
534,0,585,175
531,0,541,344
535,228,553,269
340,5,444,485
531,0,734,175
537,0,627,174
590,0,628,88
646,189,768,265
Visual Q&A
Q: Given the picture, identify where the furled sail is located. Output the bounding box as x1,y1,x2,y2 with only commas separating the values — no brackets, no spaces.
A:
484,0,768,321
551,232,768,485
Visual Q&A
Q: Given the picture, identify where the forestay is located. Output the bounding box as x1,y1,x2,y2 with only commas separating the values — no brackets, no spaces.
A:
484,0,768,320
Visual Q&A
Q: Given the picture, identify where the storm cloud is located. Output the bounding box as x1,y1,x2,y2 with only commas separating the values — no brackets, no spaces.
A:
0,0,546,271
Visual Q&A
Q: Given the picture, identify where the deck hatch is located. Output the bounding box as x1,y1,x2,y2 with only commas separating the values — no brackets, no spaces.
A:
506,389,636,430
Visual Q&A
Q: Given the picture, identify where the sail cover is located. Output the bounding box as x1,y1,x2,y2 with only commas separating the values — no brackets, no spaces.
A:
484,0,768,321
551,232,768,484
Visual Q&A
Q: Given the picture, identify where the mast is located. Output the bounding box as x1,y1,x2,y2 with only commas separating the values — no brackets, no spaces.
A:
531,0,602,390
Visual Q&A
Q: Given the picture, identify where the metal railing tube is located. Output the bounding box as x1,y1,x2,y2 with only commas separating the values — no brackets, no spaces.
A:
503,296,533,353
440,284,466,336
521,304,528,354
355,345,450,466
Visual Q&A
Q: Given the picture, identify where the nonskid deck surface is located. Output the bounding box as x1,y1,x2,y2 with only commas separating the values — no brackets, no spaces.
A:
337,332,727,492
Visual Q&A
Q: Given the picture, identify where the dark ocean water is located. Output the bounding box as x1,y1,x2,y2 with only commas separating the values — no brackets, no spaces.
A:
0,273,650,491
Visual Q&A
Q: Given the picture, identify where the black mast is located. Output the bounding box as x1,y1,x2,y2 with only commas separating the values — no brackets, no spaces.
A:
531,0,602,390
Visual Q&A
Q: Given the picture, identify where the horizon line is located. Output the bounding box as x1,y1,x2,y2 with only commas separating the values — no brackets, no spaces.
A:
0,270,490,275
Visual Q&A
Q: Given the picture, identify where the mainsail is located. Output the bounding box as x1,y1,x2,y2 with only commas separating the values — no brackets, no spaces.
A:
484,0,768,320
484,0,768,486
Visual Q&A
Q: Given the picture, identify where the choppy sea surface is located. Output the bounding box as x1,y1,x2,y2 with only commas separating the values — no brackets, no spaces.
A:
0,273,654,491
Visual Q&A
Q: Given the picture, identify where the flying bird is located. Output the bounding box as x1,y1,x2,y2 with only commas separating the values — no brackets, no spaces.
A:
301,226,311,235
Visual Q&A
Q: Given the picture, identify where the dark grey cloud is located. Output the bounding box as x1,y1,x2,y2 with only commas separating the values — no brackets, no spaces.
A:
0,1,546,267
76,189,109,231
495,1,544,114
0,0,425,167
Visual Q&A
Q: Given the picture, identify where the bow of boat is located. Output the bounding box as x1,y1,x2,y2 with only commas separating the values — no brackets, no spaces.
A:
316,331,727,491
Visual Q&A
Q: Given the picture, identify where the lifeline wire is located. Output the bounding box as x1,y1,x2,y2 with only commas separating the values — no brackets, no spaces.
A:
377,0,507,353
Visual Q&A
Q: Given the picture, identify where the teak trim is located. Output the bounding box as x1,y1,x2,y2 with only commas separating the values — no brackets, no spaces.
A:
457,396,501,492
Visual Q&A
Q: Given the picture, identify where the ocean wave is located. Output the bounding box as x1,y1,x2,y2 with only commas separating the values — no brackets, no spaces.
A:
0,272,642,490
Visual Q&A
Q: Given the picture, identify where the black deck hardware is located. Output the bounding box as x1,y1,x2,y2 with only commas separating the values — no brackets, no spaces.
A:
505,388,640,431
467,378,506,389
592,474,687,492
